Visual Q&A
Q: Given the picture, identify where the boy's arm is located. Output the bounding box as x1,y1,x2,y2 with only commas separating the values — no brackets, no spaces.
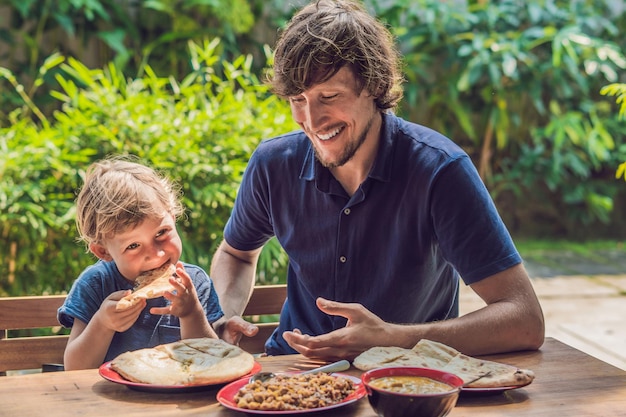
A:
152,263,218,339
63,290,144,370
178,308,218,339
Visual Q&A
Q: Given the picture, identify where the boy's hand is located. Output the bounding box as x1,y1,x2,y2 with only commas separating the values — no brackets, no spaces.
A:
97,290,145,332
150,262,202,318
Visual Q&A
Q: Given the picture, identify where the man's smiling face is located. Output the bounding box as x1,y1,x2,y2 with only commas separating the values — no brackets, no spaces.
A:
289,66,380,169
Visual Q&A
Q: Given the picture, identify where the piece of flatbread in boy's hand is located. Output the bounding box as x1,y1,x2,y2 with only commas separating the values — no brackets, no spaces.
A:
116,264,177,311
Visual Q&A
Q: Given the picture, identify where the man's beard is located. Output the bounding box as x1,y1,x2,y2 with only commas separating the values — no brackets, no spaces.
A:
314,116,374,169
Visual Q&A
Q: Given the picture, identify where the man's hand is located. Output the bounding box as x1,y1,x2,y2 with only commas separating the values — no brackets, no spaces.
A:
216,316,259,346
282,297,393,361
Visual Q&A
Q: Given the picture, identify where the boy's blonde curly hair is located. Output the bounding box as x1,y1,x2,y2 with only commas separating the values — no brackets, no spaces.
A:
75,156,184,247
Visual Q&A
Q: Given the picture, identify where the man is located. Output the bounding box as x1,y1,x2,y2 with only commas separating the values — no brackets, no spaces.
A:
211,0,544,360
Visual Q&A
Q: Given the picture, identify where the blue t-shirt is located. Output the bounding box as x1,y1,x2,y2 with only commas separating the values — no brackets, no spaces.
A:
58,260,224,362
224,113,521,355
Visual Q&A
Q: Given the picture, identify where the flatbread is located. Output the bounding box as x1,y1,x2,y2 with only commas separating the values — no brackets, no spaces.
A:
116,264,177,310
412,339,459,363
353,339,535,388
352,346,446,370
110,338,255,385
441,353,535,388
110,348,185,385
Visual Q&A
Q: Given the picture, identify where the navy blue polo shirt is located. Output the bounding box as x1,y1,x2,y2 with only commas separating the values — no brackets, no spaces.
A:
224,113,521,355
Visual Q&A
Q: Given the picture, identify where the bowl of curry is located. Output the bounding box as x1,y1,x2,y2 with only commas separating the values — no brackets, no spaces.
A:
361,367,463,417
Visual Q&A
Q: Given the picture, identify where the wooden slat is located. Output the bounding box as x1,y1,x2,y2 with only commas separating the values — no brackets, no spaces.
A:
243,285,287,316
0,295,68,373
239,285,285,354
0,296,65,329
0,336,68,373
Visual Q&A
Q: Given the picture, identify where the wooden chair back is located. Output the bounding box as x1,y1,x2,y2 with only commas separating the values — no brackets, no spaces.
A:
0,284,286,374
239,284,287,354
0,296,68,375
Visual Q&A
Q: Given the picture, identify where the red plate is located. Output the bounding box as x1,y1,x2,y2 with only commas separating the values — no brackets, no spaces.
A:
98,361,262,393
217,373,366,415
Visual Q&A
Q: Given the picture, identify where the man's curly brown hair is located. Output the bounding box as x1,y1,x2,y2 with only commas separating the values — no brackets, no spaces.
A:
267,0,404,111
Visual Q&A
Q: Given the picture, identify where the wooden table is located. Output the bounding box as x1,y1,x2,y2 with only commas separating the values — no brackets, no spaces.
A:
2,338,625,417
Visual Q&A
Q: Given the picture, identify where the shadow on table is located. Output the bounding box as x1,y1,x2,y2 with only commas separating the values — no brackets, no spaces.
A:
457,388,530,408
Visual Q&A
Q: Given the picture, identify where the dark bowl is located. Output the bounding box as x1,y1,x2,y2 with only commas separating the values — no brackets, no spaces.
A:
361,367,464,417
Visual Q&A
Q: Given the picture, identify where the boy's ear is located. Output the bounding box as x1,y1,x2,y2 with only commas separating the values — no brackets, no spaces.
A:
89,242,113,261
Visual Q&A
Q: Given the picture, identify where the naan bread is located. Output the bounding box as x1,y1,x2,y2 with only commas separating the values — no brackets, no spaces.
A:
110,338,255,385
441,353,535,388
412,339,459,363
353,339,535,389
110,348,185,385
116,264,177,311
353,346,447,370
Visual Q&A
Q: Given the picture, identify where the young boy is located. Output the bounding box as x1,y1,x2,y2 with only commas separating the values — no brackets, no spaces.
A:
58,157,223,370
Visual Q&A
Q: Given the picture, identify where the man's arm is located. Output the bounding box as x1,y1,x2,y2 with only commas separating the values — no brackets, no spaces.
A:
210,240,263,343
416,263,545,355
210,240,262,319
283,263,545,360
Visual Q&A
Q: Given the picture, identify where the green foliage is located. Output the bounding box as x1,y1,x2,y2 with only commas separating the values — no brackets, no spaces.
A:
368,0,626,232
0,0,256,123
0,39,295,296
0,0,255,70
617,161,626,181
601,83,626,120
601,82,626,181
3,1,626,294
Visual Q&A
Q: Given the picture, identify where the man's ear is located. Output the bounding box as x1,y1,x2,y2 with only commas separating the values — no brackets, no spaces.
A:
89,242,113,261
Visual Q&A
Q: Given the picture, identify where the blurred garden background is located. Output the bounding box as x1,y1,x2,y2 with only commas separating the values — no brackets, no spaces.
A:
1,0,625,298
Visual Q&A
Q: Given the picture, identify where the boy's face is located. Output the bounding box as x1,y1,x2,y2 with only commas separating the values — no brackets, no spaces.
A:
89,213,183,282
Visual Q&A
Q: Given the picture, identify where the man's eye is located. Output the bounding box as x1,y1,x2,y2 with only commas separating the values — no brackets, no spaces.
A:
322,94,338,100
127,243,139,250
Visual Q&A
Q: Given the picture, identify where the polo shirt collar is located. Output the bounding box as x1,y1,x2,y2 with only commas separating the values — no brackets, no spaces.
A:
299,112,398,186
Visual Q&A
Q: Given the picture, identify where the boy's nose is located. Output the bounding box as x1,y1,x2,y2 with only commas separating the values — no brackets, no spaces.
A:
146,245,166,260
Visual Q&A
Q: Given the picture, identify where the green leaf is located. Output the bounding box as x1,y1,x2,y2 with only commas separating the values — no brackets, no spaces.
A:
98,29,128,56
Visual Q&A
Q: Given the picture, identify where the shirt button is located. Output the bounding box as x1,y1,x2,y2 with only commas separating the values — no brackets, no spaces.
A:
339,256,347,263
343,208,351,215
